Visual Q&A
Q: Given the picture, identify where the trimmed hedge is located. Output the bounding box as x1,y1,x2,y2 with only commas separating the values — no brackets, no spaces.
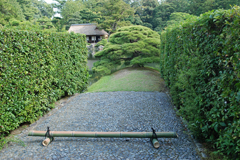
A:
160,6,240,158
0,29,88,134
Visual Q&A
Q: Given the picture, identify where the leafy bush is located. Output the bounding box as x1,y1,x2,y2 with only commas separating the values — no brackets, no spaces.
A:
160,6,240,158
95,39,108,48
0,29,88,134
6,20,57,33
93,25,160,76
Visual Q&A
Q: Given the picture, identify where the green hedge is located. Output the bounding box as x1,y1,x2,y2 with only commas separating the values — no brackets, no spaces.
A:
160,6,240,158
0,29,88,134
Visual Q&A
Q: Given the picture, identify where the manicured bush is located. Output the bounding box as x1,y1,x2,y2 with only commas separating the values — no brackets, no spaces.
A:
93,25,160,76
0,29,88,134
160,6,240,158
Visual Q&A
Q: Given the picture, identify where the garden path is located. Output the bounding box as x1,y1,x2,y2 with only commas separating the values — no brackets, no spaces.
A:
0,69,204,159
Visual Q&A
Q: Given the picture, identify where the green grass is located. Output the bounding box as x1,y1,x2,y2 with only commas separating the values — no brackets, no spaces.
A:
0,135,25,150
87,67,167,92
144,63,160,72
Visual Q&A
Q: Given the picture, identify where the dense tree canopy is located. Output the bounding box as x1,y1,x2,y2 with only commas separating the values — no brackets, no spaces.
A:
0,0,24,26
187,0,240,15
98,0,134,34
1,0,239,33
92,25,160,75
1,0,55,31
166,12,197,27
152,2,175,31
61,0,84,25
36,0,54,18
128,0,240,32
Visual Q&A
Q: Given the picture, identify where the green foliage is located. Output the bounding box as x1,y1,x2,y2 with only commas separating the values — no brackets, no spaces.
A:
61,0,84,26
49,0,240,34
130,0,240,32
0,0,24,25
2,0,240,34
140,0,159,29
164,0,190,13
0,134,25,150
0,0,56,32
17,0,40,20
79,8,103,24
160,6,240,158
35,0,54,18
52,17,66,32
93,25,160,76
152,2,176,32
53,0,67,11
0,29,88,134
65,8,103,30
187,0,240,16
5,20,57,32
95,39,108,48
98,0,134,34
87,68,163,92
167,12,197,26
65,11,82,30
37,16,55,30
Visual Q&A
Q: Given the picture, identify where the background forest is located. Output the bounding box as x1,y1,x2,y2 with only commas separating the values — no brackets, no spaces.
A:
1,0,239,34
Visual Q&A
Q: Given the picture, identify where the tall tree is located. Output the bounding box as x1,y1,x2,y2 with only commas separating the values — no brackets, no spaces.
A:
53,0,67,12
166,12,197,26
37,16,55,29
133,0,159,29
152,2,175,31
61,0,84,24
141,0,159,23
0,0,24,25
65,11,82,30
34,0,54,18
83,0,106,13
79,8,103,24
164,0,189,12
52,17,65,32
188,0,240,16
17,0,39,20
98,0,134,34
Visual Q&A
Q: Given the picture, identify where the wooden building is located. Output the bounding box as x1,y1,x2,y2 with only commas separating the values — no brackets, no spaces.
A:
68,24,108,43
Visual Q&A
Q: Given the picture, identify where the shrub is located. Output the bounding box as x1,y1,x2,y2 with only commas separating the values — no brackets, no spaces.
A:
160,6,240,158
93,25,160,76
0,29,88,135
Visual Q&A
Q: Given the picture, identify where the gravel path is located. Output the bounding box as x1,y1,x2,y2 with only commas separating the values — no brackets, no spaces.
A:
0,92,201,159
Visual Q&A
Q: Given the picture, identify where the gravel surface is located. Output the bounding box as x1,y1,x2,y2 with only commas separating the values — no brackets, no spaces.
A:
0,92,201,159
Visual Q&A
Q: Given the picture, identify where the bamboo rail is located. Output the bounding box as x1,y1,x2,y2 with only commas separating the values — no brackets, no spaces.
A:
28,131,178,138
28,130,178,148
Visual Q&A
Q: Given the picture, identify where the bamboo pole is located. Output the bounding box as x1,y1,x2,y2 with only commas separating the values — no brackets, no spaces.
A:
151,138,160,149
28,131,178,138
42,138,51,146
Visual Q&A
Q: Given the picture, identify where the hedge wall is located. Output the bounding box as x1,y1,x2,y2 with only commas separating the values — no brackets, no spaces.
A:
0,29,88,134
160,6,240,158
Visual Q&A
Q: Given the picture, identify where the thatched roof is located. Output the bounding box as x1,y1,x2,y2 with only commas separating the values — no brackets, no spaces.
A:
68,24,108,36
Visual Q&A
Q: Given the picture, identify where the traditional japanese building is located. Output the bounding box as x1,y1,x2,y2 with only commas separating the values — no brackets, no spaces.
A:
68,24,108,43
